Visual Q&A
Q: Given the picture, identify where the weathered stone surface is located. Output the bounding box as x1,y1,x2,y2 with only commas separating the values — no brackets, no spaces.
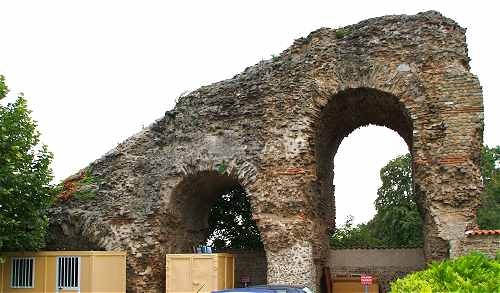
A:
47,11,484,292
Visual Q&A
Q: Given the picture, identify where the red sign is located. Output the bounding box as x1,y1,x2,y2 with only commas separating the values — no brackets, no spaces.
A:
360,275,373,285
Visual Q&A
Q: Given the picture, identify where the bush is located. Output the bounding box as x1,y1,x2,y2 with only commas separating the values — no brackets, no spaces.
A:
391,252,500,293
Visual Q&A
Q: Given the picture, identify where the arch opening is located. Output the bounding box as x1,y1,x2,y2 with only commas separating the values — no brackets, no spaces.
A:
165,171,267,287
333,125,411,226
316,87,414,231
315,87,425,291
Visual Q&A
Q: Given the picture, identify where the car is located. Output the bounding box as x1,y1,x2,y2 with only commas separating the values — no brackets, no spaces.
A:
212,285,313,293
211,288,275,293
250,285,313,293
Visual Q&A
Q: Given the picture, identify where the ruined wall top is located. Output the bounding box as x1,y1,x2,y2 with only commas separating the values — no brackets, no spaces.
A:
77,10,472,175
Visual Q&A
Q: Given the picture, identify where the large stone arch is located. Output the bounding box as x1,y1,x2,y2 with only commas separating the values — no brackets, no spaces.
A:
48,11,484,292
315,86,413,230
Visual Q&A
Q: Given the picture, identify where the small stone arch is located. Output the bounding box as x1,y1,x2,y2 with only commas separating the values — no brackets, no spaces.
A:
166,171,253,251
162,161,268,287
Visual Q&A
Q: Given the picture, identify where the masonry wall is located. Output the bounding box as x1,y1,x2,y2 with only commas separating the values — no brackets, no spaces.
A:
458,235,500,258
329,249,425,292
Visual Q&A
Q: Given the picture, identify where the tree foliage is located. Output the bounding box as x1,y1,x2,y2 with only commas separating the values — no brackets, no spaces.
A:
0,75,7,99
206,185,263,250
330,215,384,248
0,76,54,252
375,154,414,210
477,145,500,229
369,154,423,247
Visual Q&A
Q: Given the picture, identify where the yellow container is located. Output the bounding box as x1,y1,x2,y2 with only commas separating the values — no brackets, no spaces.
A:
0,251,126,293
166,253,234,293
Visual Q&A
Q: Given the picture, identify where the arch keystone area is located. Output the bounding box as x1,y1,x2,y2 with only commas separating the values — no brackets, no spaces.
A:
48,11,484,292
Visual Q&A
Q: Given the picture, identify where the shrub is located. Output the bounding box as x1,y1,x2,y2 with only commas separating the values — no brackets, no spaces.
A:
391,252,500,293
335,28,351,39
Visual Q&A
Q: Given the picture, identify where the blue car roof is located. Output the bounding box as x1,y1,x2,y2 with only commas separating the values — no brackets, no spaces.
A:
212,289,275,293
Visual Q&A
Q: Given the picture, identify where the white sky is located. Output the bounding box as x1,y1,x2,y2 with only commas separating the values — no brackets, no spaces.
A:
1,0,498,225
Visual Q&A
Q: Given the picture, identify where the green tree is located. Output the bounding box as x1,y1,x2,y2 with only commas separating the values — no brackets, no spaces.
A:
477,145,500,229
375,154,414,210
330,215,384,248
369,154,423,247
206,185,263,250
0,75,54,252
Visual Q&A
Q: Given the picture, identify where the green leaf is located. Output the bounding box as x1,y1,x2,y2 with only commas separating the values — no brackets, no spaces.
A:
216,162,227,175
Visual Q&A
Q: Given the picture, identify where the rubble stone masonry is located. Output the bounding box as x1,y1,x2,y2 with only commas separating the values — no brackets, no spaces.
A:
47,11,484,292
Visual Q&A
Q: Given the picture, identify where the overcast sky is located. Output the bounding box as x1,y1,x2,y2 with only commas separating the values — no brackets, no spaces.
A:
1,0,498,225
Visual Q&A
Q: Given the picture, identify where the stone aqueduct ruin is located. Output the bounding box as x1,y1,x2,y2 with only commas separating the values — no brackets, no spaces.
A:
48,11,484,292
